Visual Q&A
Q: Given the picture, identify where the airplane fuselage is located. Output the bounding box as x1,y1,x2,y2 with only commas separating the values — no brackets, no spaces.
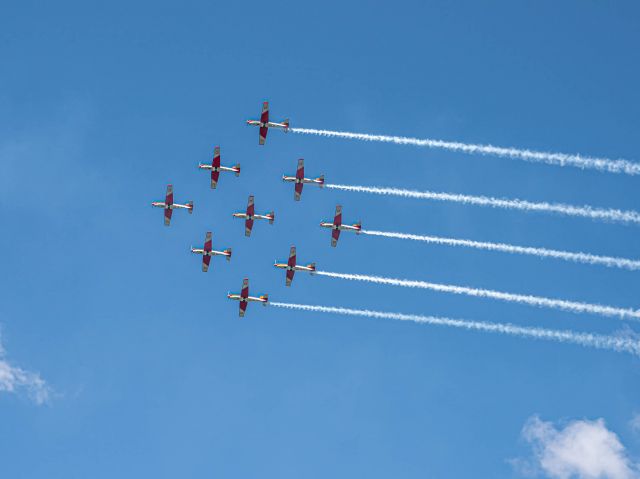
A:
233,213,273,221
246,120,289,130
282,176,323,185
274,263,315,273
151,202,191,210
191,248,230,258
227,294,268,304
198,164,240,173
320,222,361,232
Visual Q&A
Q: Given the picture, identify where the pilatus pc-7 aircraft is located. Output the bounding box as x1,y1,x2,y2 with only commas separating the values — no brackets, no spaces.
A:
227,278,268,317
151,184,193,226
282,159,324,201
246,101,289,145
232,195,275,237
274,246,316,286
190,232,232,272
320,205,361,247
198,146,240,189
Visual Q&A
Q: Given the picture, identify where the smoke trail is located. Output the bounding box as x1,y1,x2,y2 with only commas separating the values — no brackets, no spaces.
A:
315,271,640,321
362,229,640,271
325,184,640,225
290,127,640,176
270,302,640,356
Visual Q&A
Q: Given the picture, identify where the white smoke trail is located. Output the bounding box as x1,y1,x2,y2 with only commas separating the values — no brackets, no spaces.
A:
362,229,640,271
270,302,640,356
290,127,640,176
325,183,640,225
315,271,640,321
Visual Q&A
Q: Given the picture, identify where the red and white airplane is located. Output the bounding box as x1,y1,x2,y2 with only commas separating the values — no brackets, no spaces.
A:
198,146,240,189
320,205,361,247
282,159,324,201
151,184,193,226
246,101,289,145
227,278,268,317
232,195,275,237
274,246,316,286
190,232,232,272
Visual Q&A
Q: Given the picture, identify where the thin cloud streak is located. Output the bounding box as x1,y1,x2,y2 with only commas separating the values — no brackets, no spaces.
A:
270,302,640,356
0,338,51,405
291,127,640,176
325,183,640,225
315,270,640,321
362,229,640,271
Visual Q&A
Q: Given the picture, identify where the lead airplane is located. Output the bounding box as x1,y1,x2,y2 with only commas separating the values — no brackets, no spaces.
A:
274,246,316,286
151,184,193,226
190,232,232,272
282,159,324,201
320,205,361,247
246,101,289,145
198,146,240,189
227,278,268,317
232,195,275,237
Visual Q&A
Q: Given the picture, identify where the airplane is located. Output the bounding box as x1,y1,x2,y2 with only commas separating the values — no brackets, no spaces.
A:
282,159,324,201
151,184,193,226
190,232,232,272
198,146,240,189
232,195,275,237
274,246,316,286
246,101,290,145
320,205,361,247
227,278,268,317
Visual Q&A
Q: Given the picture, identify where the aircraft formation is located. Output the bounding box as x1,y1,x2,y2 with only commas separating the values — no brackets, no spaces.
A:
151,101,360,317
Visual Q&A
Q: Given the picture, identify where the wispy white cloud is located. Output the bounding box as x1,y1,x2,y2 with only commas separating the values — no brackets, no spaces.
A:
0,334,51,405
517,416,639,479
630,414,640,434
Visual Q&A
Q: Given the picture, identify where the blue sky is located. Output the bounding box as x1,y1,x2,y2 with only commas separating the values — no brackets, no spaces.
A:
1,1,640,477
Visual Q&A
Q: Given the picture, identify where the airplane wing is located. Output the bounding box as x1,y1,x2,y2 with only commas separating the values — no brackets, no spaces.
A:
211,170,220,189
204,232,212,252
259,127,268,145
241,278,249,298
165,184,174,205
333,205,342,226
211,147,220,189
294,159,304,201
164,208,172,226
247,195,255,216
239,301,248,317
202,255,211,272
213,147,221,168
286,269,295,287
245,196,255,236
259,102,269,145
331,228,341,247
288,246,297,267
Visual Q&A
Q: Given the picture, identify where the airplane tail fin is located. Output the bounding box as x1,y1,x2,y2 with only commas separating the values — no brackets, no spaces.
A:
234,164,241,177
282,119,290,130
318,175,325,187
224,248,232,261
187,201,194,214
269,212,275,225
